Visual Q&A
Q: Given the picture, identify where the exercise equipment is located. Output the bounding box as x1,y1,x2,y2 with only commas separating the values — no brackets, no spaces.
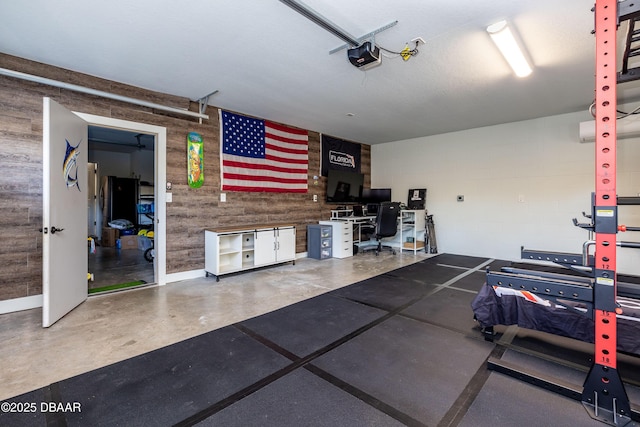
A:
481,2,640,425
425,214,437,254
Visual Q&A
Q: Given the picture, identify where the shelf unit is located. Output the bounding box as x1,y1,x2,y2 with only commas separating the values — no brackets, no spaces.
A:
399,210,426,253
138,183,154,228
205,224,295,281
307,224,332,259
241,232,255,268
319,220,353,258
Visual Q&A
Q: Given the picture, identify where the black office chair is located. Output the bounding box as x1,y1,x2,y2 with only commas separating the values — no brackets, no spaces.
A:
362,201,400,256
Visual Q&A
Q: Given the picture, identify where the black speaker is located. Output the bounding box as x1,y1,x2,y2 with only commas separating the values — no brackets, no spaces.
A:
347,42,381,69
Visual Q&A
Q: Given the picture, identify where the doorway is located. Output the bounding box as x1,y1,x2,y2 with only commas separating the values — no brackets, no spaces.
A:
42,99,168,326
76,113,168,291
88,127,155,293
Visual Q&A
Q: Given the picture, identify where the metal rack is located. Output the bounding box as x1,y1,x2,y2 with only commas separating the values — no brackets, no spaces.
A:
483,2,640,425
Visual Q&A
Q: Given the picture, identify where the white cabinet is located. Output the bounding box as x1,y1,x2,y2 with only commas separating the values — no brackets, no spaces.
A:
276,227,296,261
399,210,426,253
254,227,296,266
205,224,296,280
319,221,353,258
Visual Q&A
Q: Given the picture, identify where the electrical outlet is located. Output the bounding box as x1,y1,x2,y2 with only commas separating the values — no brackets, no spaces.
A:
313,195,318,202
220,193,226,202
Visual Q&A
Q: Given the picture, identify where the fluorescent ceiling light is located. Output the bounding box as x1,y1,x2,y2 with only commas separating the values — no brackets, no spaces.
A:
487,20,532,77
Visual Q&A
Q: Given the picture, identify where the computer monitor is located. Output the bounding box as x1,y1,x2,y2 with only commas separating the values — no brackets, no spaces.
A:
362,188,392,204
407,188,426,209
366,203,379,215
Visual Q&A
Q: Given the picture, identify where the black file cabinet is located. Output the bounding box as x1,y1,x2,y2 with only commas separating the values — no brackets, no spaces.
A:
307,224,332,260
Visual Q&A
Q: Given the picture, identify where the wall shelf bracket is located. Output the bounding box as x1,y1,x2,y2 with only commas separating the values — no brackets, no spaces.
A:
197,90,219,124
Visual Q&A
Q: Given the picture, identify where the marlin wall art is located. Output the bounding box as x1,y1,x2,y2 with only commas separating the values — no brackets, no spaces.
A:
63,139,81,191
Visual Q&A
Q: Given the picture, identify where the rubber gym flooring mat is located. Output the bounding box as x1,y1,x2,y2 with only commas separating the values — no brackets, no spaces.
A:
2,253,639,426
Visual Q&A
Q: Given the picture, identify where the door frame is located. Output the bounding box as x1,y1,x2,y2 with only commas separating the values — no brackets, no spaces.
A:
76,112,167,286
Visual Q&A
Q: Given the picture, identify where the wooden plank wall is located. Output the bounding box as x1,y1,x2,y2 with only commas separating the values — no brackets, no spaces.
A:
0,53,370,302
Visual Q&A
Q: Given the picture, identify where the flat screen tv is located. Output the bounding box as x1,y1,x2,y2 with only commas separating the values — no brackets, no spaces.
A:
326,169,364,203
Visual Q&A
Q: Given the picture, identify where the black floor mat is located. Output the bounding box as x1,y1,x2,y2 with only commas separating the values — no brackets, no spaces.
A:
0,389,48,427
238,293,387,358
197,368,405,427
424,253,491,268
3,254,638,427
312,316,495,426
58,326,291,426
459,373,606,427
382,261,466,286
401,287,481,335
446,270,487,292
330,273,437,311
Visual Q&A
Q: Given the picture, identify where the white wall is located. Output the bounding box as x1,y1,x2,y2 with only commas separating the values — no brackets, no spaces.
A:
372,110,640,275
88,150,132,178
131,150,154,184
88,149,154,183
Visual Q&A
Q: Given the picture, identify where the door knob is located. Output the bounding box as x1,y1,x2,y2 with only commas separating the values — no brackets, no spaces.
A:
50,226,64,234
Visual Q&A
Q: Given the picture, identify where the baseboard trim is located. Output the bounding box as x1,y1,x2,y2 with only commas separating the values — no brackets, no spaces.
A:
165,269,206,283
1,254,309,314
0,294,43,315
165,253,307,284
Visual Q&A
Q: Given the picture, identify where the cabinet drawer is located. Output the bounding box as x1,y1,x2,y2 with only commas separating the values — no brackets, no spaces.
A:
336,245,353,258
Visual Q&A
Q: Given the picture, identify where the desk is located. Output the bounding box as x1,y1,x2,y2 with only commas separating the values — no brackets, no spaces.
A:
329,215,376,244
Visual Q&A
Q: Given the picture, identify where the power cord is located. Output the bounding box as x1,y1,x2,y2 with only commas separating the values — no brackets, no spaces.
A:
377,38,424,61
589,100,640,119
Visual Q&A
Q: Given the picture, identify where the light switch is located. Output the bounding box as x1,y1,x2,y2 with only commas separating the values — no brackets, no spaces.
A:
220,193,226,202
166,192,172,203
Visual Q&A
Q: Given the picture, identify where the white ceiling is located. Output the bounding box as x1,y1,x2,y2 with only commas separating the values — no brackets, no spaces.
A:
1,1,638,145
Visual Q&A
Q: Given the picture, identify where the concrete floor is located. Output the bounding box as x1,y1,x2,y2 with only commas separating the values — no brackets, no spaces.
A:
0,251,432,402
88,245,154,290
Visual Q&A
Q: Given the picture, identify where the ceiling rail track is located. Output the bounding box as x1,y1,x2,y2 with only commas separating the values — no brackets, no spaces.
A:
0,67,209,121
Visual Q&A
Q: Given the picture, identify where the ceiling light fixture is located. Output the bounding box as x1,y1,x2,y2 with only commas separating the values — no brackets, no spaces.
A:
486,20,532,78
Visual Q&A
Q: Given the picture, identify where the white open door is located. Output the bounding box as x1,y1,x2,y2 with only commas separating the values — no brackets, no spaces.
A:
42,98,88,327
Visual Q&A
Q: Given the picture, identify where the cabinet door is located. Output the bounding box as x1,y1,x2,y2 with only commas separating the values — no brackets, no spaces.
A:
204,231,219,274
276,227,296,261
254,229,276,266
